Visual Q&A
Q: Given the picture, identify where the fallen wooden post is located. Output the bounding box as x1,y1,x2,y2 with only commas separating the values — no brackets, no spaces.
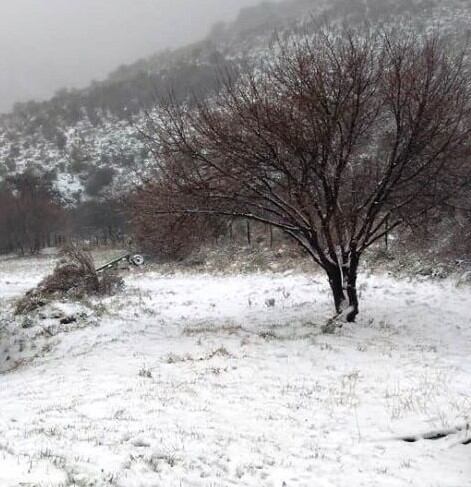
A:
95,254,144,273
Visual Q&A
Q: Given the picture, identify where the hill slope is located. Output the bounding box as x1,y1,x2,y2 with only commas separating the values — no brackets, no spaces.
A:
0,0,470,202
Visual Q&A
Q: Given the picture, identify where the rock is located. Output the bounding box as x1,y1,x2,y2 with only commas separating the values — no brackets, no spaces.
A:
21,317,35,329
60,315,77,325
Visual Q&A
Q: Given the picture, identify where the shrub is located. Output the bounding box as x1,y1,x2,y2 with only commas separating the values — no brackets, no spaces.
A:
15,244,124,314
84,167,115,196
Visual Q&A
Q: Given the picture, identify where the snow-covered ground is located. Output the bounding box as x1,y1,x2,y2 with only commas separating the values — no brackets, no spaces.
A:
0,256,470,486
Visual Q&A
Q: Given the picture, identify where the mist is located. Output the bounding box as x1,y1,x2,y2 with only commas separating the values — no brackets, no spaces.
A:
0,0,262,113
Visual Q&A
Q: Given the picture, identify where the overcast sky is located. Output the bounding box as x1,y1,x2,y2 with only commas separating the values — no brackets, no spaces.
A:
0,0,262,113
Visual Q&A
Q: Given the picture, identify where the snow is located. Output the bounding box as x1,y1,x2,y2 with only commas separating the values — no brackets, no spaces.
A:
0,254,55,299
0,257,470,486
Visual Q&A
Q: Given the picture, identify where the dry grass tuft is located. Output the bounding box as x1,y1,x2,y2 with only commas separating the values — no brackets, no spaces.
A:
15,244,124,314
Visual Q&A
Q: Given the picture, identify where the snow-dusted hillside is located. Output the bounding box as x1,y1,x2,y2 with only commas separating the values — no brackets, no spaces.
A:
0,255,470,486
0,0,470,202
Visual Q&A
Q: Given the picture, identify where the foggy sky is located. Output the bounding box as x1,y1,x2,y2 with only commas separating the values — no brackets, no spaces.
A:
0,0,262,113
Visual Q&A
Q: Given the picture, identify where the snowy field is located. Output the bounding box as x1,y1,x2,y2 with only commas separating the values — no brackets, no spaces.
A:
0,255,470,486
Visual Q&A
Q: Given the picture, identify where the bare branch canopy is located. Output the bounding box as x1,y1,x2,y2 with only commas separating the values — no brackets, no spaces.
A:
133,25,471,321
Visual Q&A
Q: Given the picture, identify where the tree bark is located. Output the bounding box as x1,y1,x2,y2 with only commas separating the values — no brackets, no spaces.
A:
327,265,346,315
344,255,359,323
326,257,360,323
246,220,251,246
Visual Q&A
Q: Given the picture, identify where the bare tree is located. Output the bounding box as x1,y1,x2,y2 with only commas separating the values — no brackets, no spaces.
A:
131,184,227,260
0,172,65,255
137,26,471,321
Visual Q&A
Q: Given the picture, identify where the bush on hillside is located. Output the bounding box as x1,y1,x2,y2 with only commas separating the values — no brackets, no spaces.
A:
15,244,123,315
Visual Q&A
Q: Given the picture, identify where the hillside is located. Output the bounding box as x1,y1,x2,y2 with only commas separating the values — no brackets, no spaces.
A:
0,0,470,203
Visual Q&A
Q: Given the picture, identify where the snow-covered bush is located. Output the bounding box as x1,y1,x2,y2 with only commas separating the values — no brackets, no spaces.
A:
15,245,123,314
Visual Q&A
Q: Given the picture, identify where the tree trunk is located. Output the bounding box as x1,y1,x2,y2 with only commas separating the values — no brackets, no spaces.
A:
327,265,346,314
246,220,251,246
384,215,390,251
344,255,359,323
326,257,359,323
